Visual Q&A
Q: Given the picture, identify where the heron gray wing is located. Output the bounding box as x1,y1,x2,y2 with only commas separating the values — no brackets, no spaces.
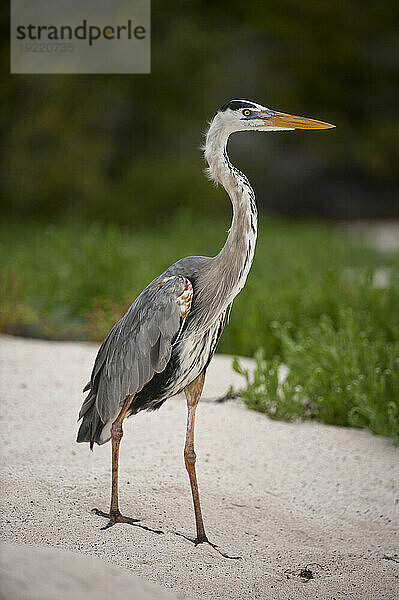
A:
83,275,193,425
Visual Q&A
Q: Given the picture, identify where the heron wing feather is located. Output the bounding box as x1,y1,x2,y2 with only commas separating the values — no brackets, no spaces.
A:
84,275,193,424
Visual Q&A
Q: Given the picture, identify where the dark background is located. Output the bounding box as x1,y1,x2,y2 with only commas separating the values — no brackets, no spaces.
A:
1,0,398,224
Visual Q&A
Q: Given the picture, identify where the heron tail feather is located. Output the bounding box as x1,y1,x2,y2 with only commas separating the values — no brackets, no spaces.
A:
76,390,104,450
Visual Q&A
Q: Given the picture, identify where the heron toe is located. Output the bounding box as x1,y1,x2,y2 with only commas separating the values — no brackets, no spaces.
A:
176,532,241,559
196,539,242,560
91,508,164,535
91,508,141,529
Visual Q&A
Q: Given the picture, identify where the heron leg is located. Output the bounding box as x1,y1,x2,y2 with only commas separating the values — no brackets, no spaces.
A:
92,394,163,533
177,372,241,560
183,372,208,543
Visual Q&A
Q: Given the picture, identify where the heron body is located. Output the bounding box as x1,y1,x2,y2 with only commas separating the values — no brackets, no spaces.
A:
78,103,258,448
77,99,334,549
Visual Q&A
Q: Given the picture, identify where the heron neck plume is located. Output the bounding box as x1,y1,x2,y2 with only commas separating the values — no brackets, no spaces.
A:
204,118,258,302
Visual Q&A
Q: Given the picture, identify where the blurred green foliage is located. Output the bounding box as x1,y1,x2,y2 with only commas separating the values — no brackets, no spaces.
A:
1,0,399,222
0,214,397,346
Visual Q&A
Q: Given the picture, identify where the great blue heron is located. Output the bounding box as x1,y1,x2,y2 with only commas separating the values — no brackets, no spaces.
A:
77,100,334,551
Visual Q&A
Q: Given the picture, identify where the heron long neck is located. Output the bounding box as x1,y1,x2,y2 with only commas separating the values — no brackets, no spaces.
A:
204,120,258,304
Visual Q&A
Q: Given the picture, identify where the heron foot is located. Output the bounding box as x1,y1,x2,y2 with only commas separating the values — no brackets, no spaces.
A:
91,508,140,529
91,508,164,535
175,532,242,560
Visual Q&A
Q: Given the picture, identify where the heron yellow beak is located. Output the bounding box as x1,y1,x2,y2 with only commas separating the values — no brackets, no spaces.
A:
260,111,335,130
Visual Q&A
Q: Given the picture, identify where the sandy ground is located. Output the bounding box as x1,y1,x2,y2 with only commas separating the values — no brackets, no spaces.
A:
0,542,180,600
0,334,398,600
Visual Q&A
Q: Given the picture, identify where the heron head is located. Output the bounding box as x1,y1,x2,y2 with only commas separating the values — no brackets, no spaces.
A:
217,99,335,133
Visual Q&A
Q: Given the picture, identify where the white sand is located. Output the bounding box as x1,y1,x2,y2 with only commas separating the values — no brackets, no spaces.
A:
0,334,398,599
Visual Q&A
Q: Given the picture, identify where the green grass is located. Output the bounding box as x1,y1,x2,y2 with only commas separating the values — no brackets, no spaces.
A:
1,215,398,441
233,311,399,442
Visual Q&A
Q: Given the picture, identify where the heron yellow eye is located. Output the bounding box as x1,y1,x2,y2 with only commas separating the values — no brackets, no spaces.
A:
242,109,251,117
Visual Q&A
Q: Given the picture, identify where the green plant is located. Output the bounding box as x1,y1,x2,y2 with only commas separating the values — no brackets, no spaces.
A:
234,308,399,442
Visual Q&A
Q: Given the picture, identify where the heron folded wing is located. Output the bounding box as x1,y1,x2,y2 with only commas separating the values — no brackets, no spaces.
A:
92,275,193,424
78,388,96,419
147,320,160,346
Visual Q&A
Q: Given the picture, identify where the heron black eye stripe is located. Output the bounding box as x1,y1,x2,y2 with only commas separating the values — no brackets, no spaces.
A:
218,99,257,112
